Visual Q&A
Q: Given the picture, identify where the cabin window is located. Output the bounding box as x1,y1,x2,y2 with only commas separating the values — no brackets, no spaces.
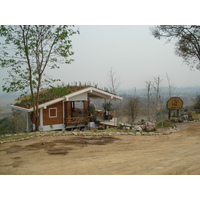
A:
49,108,57,118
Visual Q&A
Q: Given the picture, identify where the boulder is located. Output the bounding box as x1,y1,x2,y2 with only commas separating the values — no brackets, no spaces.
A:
145,121,156,132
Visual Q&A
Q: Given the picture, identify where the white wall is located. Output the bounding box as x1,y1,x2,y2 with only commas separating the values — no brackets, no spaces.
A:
68,93,88,101
39,124,65,131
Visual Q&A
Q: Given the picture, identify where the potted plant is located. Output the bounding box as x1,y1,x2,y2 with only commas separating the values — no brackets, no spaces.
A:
102,102,113,120
88,104,96,122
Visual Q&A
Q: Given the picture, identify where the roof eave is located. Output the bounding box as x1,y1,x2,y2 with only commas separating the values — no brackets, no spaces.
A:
12,97,65,112
11,105,33,112
65,86,123,101
90,87,123,100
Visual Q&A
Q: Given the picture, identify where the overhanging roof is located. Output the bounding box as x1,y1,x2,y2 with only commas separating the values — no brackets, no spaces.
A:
12,86,123,112
65,87,123,100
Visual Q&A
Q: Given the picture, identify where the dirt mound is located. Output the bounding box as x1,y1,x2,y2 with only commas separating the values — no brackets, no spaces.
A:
5,145,22,153
47,147,72,155
2,136,119,156
53,136,119,146
26,142,56,150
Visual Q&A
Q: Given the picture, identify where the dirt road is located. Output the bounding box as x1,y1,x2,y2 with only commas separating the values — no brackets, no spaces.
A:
0,122,200,175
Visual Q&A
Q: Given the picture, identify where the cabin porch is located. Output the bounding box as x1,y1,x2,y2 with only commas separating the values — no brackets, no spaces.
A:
64,101,87,126
64,100,116,129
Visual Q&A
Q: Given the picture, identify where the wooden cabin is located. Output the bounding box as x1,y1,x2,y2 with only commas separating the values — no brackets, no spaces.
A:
12,86,123,132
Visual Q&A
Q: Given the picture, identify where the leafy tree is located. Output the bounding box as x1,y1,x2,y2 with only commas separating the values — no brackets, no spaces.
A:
150,25,200,69
0,25,79,131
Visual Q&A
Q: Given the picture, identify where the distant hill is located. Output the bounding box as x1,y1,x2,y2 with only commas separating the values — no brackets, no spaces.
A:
0,92,19,100
118,86,200,108
118,86,200,97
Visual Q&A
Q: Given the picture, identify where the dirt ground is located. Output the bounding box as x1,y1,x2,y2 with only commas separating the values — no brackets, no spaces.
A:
0,122,200,175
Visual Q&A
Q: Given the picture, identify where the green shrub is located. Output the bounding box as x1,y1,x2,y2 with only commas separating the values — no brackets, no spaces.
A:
102,102,113,111
193,95,200,110
0,112,26,135
0,117,13,135
156,120,176,129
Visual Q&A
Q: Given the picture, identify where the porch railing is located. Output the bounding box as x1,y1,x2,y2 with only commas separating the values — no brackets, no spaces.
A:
65,116,90,126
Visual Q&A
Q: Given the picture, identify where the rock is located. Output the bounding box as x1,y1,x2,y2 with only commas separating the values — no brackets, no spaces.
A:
134,126,142,132
5,134,12,137
145,121,156,132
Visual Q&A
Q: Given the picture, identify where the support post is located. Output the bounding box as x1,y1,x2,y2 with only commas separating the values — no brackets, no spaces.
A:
26,112,30,133
168,109,171,119
177,110,179,118
62,101,65,130
114,99,116,126
40,108,43,131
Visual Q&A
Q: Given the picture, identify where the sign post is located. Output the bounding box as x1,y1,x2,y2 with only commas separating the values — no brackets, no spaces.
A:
166,97,183,119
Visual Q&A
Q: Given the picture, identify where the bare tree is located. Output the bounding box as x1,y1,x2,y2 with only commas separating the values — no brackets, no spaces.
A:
108,67,120,94
146,77,165,122
146,81,151,121
107,67,121,125
125,88,140,123
153,76,164,122
166,73,176,98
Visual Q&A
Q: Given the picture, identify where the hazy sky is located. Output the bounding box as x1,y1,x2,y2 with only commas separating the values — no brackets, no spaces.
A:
46,25,200,90
1,25,200,94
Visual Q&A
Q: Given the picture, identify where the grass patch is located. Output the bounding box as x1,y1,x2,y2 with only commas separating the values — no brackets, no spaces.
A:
156,120,176,129
0,131,59,142
85,127,136,133
0,133,32,142
192,112,200,120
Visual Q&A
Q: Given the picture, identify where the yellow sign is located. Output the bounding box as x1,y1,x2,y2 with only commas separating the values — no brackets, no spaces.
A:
167,97,183,110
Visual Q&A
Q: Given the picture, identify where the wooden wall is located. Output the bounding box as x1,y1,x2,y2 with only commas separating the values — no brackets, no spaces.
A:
83,101,89,117
65,101,72,118
43,101,63,126
32,100,89,127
